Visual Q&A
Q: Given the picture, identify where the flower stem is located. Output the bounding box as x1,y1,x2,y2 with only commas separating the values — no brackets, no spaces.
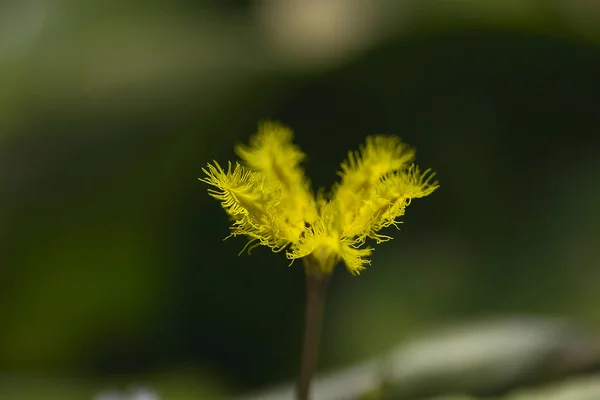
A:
297,257,330,400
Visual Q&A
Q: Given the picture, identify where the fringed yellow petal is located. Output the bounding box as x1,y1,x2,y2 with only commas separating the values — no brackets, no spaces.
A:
287,227,339,274
339,194,404,242
332,136,415,233
236,121,318,233
337,135,415,193
358,164,439,242
236,121,305,186
200,161,269,219
287,217,373,275
330,134,438,246
379,164,440,200
339,242,373,275
199,161,291,252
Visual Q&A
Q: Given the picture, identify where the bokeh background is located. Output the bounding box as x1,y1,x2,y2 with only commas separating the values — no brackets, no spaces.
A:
2,0,600,399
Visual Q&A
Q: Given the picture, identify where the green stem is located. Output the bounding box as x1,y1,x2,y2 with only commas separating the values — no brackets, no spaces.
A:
297,257,331,400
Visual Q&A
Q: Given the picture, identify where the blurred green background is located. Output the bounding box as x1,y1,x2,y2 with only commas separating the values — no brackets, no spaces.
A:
2,0,600,398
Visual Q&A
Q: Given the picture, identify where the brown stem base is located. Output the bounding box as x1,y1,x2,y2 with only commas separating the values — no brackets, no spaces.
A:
297,257,331,400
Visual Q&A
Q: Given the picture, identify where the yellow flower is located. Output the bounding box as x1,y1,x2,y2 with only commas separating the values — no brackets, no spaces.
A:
199,121,439,275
